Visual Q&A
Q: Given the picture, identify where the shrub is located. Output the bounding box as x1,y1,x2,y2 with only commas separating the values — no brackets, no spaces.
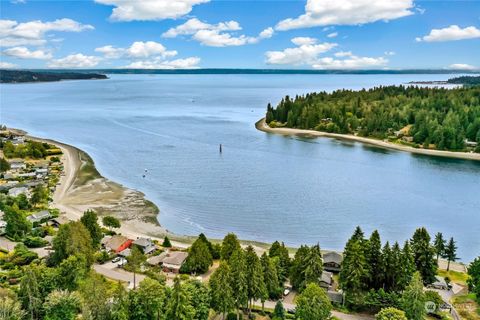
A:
23,236,48,248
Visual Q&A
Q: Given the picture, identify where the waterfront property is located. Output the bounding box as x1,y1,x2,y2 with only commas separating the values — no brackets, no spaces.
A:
147,251,189,274
323,251,343,272
102,235,133,253
133,237,156,254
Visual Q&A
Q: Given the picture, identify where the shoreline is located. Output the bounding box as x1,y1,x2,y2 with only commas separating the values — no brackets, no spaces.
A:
256,118,480,162
6,128,472,265
24,131,274,250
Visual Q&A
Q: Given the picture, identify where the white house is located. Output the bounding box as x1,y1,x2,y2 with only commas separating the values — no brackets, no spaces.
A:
8,186,28,197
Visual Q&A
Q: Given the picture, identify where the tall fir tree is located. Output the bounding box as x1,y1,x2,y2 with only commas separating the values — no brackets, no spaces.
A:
339,239,369,306
245,246,266,315
209,262,234,320
221,233,241,261
228,248,248,320
261,252,281,299
401,272,426,320
444,237,458,271
411,228,437,284
166,277,195,320
367,230,383,289
433,232,446,264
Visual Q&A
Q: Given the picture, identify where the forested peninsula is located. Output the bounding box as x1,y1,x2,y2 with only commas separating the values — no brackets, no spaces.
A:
265,85,480,153
0,70,107,83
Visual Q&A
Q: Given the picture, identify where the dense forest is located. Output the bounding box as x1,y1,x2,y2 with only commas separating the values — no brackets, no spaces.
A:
447,76,480,86
265,85,480,152
0,70,107,83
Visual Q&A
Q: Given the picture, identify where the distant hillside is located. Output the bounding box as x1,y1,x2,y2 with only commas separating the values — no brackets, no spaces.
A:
0,70,108,83
447,76,480,86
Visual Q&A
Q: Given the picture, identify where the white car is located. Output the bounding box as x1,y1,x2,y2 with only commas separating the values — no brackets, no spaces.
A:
117,258,127,267
112,257,121,263
283,288,291,296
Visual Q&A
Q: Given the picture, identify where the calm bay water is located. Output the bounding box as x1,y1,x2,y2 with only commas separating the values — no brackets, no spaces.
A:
1,74,479,261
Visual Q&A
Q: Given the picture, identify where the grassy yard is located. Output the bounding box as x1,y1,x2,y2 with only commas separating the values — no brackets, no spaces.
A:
452,293,480,320
438,269,470,286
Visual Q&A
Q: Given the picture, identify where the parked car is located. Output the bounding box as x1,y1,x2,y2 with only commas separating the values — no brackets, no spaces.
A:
112,257,121,263
117,258,127,267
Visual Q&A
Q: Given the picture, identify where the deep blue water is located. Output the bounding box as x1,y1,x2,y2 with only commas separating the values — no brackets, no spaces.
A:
1,74,479,261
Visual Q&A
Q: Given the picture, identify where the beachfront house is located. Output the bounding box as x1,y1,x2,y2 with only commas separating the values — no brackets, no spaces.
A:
8,186,28,197
323,251,343,272
27,210,51,224
101,235,133,253
319,271,334,290
327,290,344,304
147,251,188,273
133,237,156,254
465,139,478,148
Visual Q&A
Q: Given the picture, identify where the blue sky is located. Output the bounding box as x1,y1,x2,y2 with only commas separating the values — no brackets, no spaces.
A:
0,0,479,70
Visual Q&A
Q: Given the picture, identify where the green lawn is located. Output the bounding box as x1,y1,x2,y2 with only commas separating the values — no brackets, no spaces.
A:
437,269,469,286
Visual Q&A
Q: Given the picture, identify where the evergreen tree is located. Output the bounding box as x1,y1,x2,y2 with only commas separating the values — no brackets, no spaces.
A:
295,283,332,320
162,236,172,248
269,241,291,285
272,300,286,320
0,296,25,320
467,257,480,302
198,233,220,259
381,242,392,291
4,205,32,240
245,245,266,315
184,280,210,320
228,248,248,320
261,252,281,299
135,278,166,320
367,230,382,289
80,210,102,249
290,245,310,291
102,216,120,230
444,237,458,271
339,239,368,306
303,244,323,289
433,232,446,264
411,228,437,284
209,262,234,320
398,241,415,290
166,277,195,320
221,233,241,261
182,235,213,274
401,272,426,320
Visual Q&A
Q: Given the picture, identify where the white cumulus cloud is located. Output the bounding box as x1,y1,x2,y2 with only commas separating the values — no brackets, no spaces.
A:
447,63,478,71
47,53,101,68
416,25,480,42
3,46,52,59
95,41,199,69
312,55,388,69
276,0,414,31
265,37,337,65
266,37,388,69
123,57,200,69
162,18,273,47
0,18,93,47
0,61,18,68
95,0,210,21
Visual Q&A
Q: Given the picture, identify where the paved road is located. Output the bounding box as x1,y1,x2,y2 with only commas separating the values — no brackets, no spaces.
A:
94,262,146,289
254,299,374,320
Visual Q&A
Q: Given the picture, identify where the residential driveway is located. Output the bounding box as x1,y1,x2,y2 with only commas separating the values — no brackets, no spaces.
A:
254,299,374,320
94,263,145,289
0,236,17,251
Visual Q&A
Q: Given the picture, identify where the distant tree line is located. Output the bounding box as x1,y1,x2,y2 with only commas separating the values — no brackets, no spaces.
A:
447,76,480,86
265,85,480,152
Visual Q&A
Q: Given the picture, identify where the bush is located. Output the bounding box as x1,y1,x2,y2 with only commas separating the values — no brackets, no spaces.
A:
23,236,48,248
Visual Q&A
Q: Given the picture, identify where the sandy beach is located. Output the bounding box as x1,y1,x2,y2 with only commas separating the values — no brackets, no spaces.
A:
256,118,480,162
26,134,193,247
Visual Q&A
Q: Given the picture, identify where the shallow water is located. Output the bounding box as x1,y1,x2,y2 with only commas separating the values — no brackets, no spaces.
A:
1,74,479,261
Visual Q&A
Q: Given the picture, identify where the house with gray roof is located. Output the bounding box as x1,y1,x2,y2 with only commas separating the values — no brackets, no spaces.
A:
323,251,343,272
319,271,334,290
27,210,51,224
147,251,188,273
133,237,156,254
